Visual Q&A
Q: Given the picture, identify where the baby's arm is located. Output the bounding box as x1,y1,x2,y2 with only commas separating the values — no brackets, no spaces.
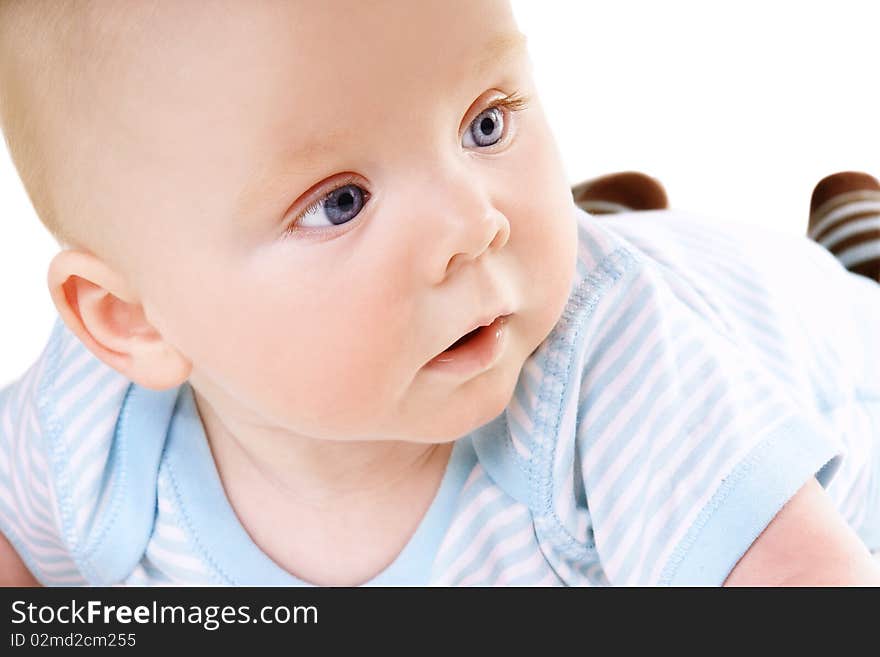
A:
0,530,40,586
724,478,880,586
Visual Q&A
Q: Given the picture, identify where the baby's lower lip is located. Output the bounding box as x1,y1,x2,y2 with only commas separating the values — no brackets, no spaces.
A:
424,314,511,377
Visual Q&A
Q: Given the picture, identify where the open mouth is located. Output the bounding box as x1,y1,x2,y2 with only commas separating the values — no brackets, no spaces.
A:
444,325,483,352
425,313,511,374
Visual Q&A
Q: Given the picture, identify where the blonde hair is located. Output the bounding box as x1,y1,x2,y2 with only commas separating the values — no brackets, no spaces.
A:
0,0,150,252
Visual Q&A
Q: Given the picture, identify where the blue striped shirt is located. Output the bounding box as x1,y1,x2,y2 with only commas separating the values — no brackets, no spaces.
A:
2,204,879,585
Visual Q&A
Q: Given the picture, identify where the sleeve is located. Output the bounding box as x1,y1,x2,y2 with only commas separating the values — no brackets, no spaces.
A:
0,336,88,585
573,257,845,586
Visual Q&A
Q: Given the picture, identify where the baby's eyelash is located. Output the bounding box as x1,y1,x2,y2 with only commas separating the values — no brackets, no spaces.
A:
488,90,531,115
281,91,530,239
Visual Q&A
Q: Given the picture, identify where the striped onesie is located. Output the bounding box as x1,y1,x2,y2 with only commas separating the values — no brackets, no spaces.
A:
2,204,879,586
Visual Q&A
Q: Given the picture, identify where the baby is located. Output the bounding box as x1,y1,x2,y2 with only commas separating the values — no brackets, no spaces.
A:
1,0,879,587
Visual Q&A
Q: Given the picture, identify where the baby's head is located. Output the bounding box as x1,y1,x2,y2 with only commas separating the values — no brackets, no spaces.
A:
0,0,577,443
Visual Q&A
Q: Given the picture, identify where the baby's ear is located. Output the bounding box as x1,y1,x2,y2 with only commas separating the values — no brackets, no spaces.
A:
46,250,191,391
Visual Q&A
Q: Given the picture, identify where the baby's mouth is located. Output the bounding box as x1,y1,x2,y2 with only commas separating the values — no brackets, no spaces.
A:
444,325,482,352
425,314,511,373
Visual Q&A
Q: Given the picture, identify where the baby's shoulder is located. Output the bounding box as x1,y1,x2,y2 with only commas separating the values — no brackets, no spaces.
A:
596,208,880,400
471,209,858,584
0,316,174,584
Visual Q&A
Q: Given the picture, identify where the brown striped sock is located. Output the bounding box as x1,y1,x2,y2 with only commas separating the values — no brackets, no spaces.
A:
808,171,880,284
571,171,669,215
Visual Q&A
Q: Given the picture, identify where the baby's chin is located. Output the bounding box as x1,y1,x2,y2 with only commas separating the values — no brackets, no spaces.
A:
409,340,529,443
405,272,574,443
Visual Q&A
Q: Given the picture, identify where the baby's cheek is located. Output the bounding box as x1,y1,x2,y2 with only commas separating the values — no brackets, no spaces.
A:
245,322,405,438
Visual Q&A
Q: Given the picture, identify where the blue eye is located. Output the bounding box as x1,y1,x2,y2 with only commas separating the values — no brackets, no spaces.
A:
296,182,368,229
461,91,530,149
464,106,505,148
283,92,530,238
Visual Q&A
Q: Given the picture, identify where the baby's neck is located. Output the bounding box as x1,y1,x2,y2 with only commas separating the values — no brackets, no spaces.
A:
192,388,453,585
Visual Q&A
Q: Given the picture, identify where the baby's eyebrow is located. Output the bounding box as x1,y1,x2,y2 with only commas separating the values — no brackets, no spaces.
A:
274,32,528,164
474,31,529,80
233,31,528,222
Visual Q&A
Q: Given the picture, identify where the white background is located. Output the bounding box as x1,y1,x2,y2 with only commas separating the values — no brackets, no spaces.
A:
2,0,879,386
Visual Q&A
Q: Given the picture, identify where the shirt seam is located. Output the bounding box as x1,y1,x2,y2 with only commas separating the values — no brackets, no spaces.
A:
37,332,135,583
164,458,234,585
528,245,641,558
35,322,102,583
77,384,132,568
656,412,837,585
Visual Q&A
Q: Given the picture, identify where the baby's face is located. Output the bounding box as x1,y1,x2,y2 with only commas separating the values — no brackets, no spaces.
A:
102,0,577,442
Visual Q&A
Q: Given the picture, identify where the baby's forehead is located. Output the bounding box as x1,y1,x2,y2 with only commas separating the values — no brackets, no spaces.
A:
59,2,527,244
189,4,528,217
111,2,525,133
